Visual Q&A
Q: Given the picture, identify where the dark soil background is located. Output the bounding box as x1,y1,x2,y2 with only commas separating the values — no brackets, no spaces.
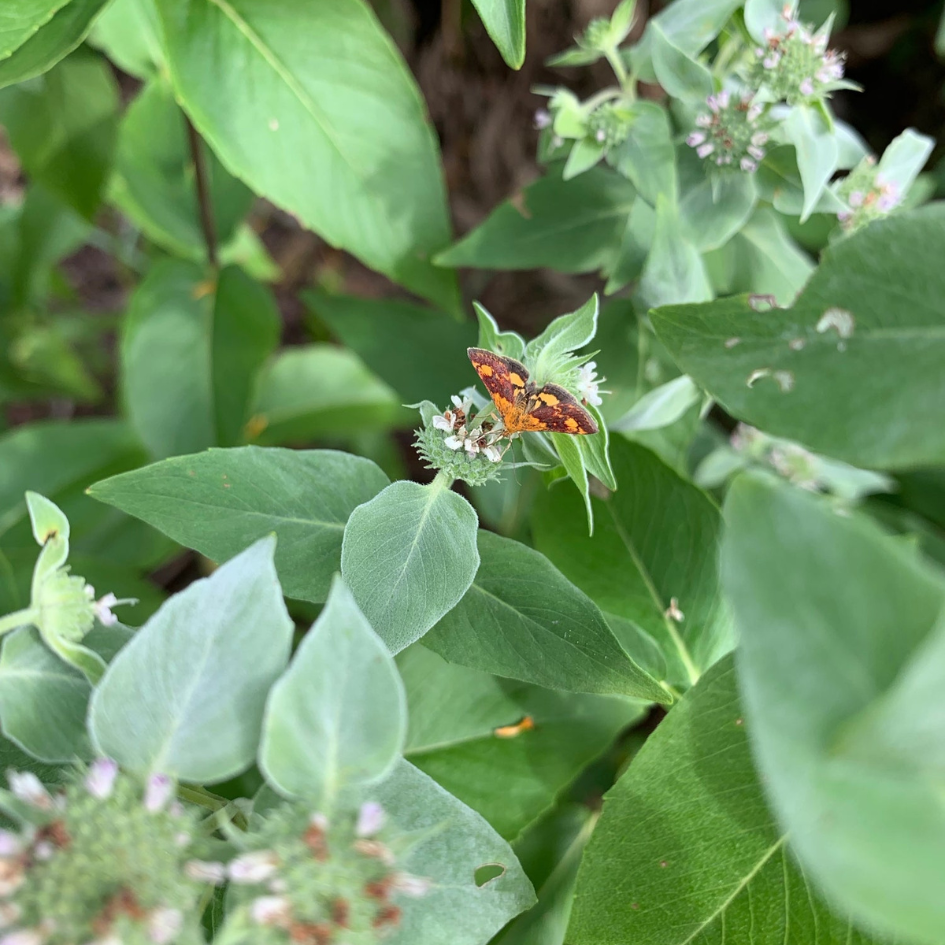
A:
3,0,945,416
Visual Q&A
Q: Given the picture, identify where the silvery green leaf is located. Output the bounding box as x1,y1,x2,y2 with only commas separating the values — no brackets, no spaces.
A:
612,376,702,432
649,22,713,103
260,576,406,806
474,301,526,361
341,478,480,653
876,128,934,194
90,537,293,782
784,104,840,222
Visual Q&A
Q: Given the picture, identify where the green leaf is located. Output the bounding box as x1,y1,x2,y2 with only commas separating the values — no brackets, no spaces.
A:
307,289,477,406
526,295,599,368
724,474,945,943
155,0,458,311
0,52,118,218
604,196,654,293
0,184,89,312
0,419,144,552
563,138,606,181
249,344,404,445
876,127,934,194
743,0,788,42
88,446,390,604
341,478,480,653
547,433,593,531
0,1,72,60
349,759,536,944
121,260,279,458
784,104,839,222
474,301,527,361
635,0,741,62
532,438,731,691
261,576,406,806
638,194,712,309
612,375,701,432
435,166,635,274
493,806,595,945
470,0,526,69
111,79,255,261
87,0,162,79
649,22,713,103
401,644,644,839
211,266,281,447
724,207,814,305
679,164,758,252
25,491,69,548
425,530,668,701
607,102,676,205
0,627,90,763
0,0,110,89
652,205,945,469
568,655,887,945
89,537,293,782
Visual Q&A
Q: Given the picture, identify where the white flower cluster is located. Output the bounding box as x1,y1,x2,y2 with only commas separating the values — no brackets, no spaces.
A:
432,395,505,463
574,361,605,407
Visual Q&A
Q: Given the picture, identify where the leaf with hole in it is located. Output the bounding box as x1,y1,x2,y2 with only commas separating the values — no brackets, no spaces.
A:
400,644,645,840
652,205,945,469
725,474,945,943
532,438,731,692
425,529,668,702
89,537,293,782
260,576,406,806
155,0,457,311
567,655,888,945
88,446,390,604
341,479,480,653
0,0,110,89
347,758,536,944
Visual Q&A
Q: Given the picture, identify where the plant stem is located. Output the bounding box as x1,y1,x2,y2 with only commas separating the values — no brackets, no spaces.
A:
184,116,218,268
605,46,629,89
0,609,36,637
431,470,455,492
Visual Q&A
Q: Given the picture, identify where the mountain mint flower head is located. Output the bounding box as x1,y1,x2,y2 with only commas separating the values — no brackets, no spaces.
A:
748,5,847,105
836,155,902,232
0,764,214,945
688,91,771,173
586,101,632,150
221,800,430,944
415,394,509,487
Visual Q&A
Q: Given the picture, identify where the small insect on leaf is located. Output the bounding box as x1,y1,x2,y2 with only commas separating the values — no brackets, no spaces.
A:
493,716,536,738
467,348,598,435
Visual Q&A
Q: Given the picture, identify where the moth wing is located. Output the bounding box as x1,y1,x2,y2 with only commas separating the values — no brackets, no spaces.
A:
467,347,530,419
528,383,599,435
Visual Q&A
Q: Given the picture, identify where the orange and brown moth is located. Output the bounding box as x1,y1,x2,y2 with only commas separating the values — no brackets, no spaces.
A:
467,347,598,435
